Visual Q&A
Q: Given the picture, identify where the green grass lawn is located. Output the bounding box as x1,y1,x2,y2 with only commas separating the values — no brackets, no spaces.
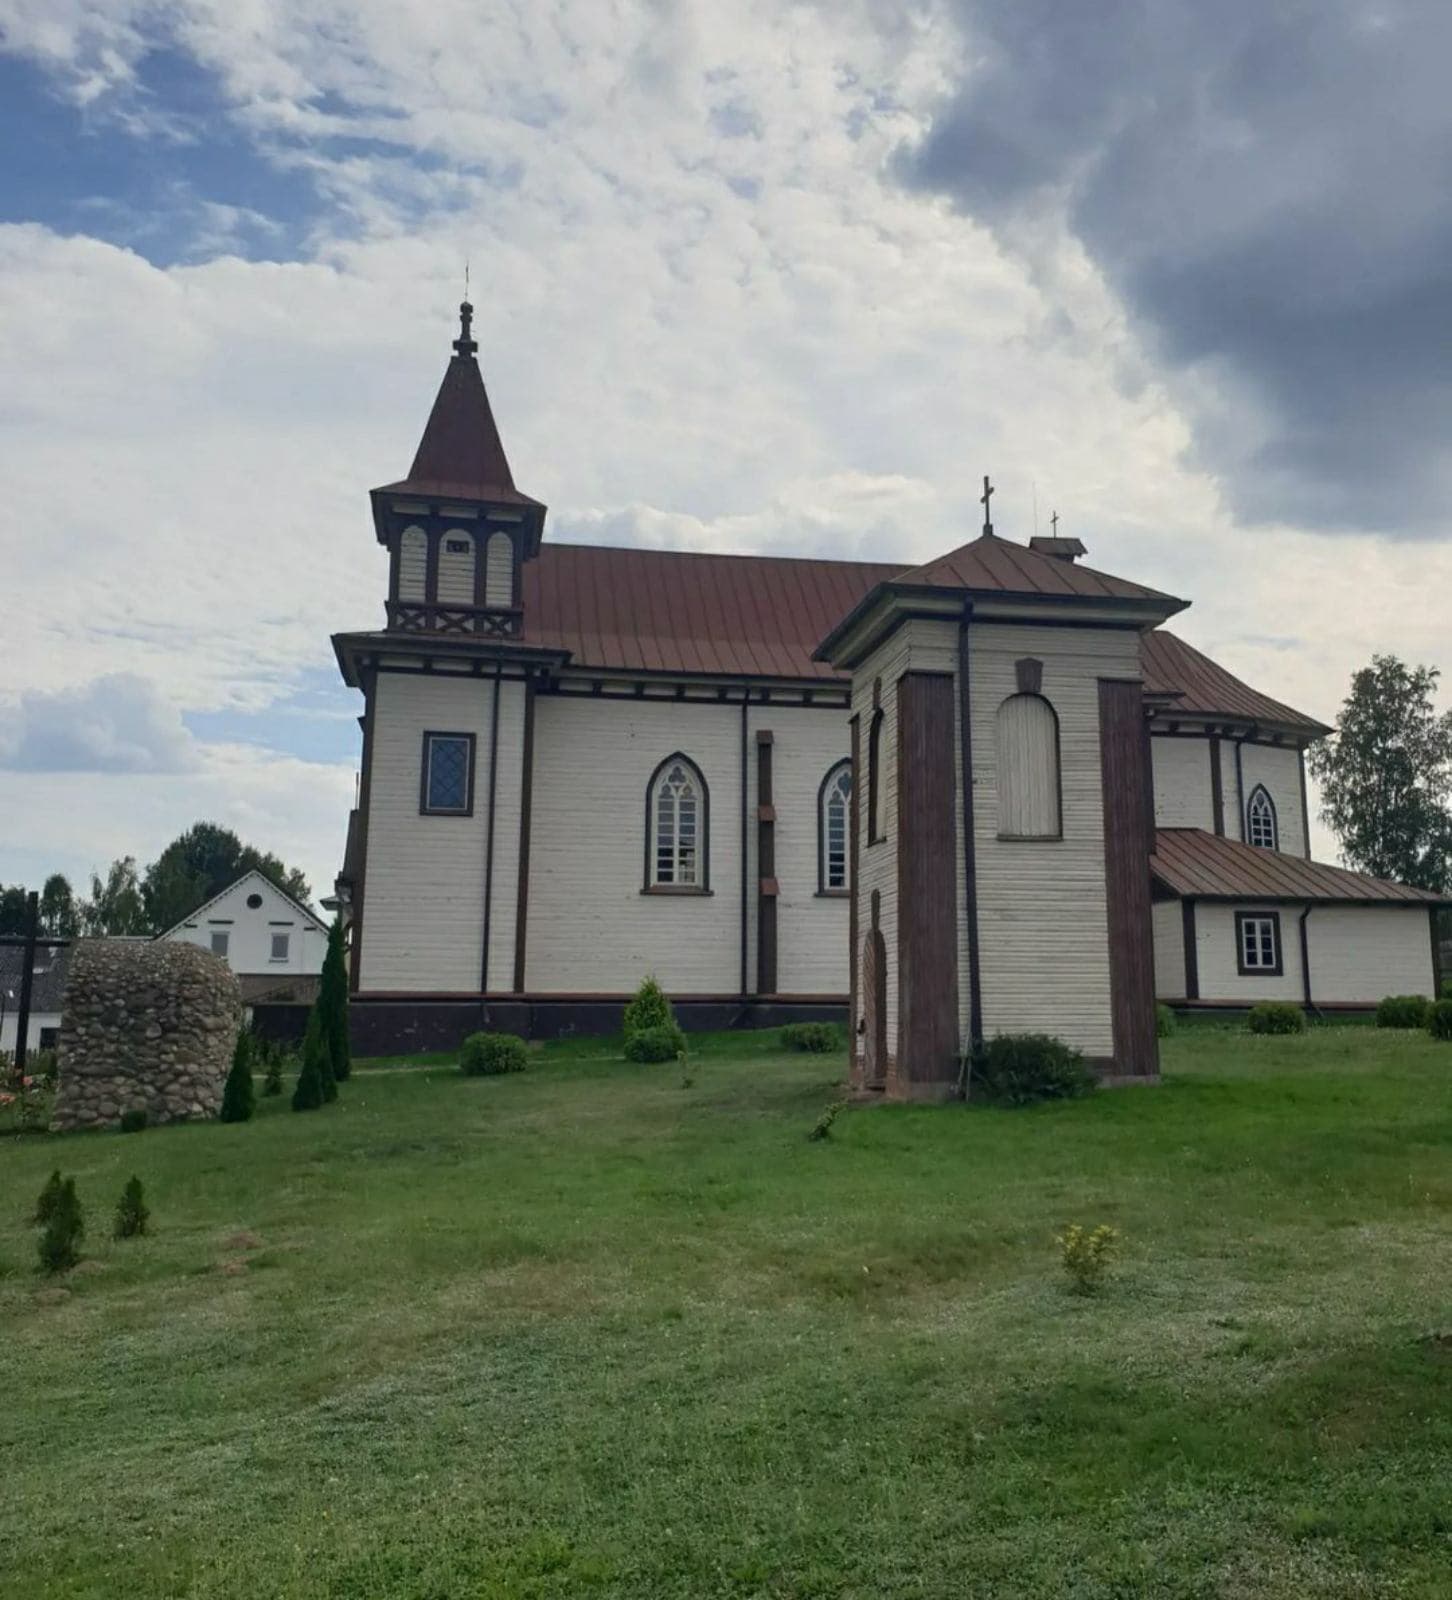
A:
2,1026,1450,1599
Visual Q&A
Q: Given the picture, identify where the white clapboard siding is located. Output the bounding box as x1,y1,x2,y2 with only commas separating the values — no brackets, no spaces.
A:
997,694,1060,837
159,870,327,976
398,526,428,601
970,623,1138,1057
1238,743,1307,856
436,530,476,605
360,672,521,991
484,531,514,607
1152,736,1214,830
527,696,742,993
747,704,851,994
1193,902,1305,1003
1152,898,1186,999
1307,905,1434,1001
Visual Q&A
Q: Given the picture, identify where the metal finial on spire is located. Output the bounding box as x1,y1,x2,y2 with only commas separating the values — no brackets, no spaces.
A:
980,474,995,536
454,295,478,358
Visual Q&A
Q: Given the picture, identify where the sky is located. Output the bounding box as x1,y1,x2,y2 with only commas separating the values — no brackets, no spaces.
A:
1,0,1449,902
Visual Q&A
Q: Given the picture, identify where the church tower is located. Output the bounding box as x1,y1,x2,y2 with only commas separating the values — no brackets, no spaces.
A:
370,302,547,635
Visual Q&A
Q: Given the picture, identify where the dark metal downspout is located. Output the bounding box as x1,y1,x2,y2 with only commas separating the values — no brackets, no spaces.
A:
1298,904,1319,1020
1233,734,1248,841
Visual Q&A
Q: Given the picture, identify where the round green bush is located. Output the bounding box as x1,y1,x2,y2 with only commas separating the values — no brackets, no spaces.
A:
624,1023,688,1063
780,1022,842,1053
1376,994,1431,1030
1428,999,1452,1042
971,1034,1096,1107
1247,1002,1306,1036
622,976,674,1041
459,1032,529,1076
1155,1004,1176,1039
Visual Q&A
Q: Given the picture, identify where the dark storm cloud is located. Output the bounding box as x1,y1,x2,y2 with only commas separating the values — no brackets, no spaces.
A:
901,0,1452,534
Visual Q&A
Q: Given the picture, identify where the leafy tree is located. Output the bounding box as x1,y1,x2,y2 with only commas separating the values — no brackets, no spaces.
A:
219,1029,256,1124
39,874,79,939
113,1176,150,1239
316,919,351,1083
1309,655,1452,892
81,857,150,936
0,885,32,936
142,822,312,932
291,1009,328,1112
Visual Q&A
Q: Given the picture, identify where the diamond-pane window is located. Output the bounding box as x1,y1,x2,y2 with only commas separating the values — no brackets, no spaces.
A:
425,734,472,813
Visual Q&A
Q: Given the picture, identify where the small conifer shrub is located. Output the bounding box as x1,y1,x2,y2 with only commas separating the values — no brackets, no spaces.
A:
32,1168,64,1227
624,1023,688,1063
1376,994,1431,1030
318,918,352,1083
1428,999,1452,1043
291,1011,328,1112
262,1050,285,1097
119,1106,149,1133
972,1034,1096,1107
114,1176,149,1240
1247,1001,1306,1036
781,1022,842,1053
219,1029,256,1124
460,1032,529,1076
1155,1003,1177,1039
1057,1223,1119,1294
622,975,673,1041
37,1177,83,1275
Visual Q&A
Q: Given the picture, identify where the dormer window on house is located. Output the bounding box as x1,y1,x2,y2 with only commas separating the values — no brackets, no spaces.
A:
421,732,475,815
1246,785,1278,850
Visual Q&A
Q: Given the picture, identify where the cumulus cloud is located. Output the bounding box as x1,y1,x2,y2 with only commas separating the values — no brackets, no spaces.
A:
0,673,200,773
899,0,1452,535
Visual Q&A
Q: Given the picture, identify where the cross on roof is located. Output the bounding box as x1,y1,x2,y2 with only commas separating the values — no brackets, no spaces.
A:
1049,510,1059,535
980,475,995,536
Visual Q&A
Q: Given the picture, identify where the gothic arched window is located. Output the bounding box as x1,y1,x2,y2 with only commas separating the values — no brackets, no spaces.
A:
867,707,885,844
646,754,708,891
996,693,1061,839
819,759,852,892
1246,784,1278,850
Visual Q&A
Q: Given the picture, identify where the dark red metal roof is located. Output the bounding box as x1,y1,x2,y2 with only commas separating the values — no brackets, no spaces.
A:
1151,828,1445,903
1141,629,1328,735
374,352,543,509
894,532,1181,604
520,544,899,680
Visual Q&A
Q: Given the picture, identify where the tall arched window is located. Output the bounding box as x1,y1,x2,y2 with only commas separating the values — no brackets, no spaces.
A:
398,525,427,601
819,759,852,892
484,530,513,608
867,708,885,843
646,754,709,890
996,693,1061,839
436,529,475,604
1246,784,1278,850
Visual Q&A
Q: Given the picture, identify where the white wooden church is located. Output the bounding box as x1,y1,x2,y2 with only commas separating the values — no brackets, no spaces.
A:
332,306,1446,1093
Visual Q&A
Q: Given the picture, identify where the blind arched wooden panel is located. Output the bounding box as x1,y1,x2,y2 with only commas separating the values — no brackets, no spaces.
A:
996,694,1061,839
436,529,475,604
484,531,514,608
398,525,428,601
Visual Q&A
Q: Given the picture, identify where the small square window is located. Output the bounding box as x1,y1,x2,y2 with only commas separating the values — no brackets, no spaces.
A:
270,932,290,962
445,538,470,554
422,733,473,814
1235,911,1282,976
210,930,230,958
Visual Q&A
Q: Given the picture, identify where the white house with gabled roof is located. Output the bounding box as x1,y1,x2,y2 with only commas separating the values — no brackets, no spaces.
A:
154,870,328,1002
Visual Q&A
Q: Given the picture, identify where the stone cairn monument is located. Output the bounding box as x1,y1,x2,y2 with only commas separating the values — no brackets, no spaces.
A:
53,939,242,1131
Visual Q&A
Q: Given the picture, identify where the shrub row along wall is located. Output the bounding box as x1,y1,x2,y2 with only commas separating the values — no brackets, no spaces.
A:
53,939,242,1131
